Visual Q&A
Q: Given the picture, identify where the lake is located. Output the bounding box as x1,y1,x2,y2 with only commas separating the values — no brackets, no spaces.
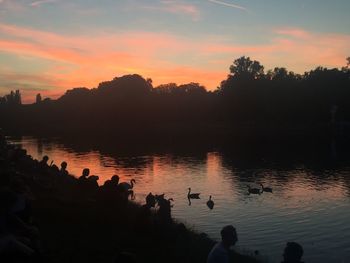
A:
8,136,350,263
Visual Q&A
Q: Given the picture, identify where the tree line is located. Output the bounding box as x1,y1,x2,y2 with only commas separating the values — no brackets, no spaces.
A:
1,56,349,138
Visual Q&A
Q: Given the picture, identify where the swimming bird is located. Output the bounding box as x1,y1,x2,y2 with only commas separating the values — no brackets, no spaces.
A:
206,195,214,210
119,179,136,191
187,188,200,199
247,185,262,195
260,183,273,193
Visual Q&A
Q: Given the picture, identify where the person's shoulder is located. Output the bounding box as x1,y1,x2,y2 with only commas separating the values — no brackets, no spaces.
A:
209,242,227,255
207,242,229,263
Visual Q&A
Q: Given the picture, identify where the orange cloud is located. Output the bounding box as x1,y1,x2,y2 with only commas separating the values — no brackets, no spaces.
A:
0,23,349,103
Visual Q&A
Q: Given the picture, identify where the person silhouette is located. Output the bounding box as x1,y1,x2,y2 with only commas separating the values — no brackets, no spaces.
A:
207,225,238,263
103,175,120,191
60,161,68,176
281,242,304,263
79,168,90,182
38,155,49,170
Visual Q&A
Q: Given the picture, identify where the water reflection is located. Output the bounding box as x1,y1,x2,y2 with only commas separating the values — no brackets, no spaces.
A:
7,136,350,263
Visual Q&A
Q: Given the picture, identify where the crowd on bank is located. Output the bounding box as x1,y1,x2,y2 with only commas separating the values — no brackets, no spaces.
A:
0,133,305,263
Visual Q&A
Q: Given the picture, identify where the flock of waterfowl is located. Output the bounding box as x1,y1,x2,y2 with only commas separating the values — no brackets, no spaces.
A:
186,183,273,210
120,179,272,210
100,175,272,210
247,183,273,195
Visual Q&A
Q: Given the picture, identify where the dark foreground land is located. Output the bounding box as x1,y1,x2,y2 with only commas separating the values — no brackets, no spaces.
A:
0,136,261,263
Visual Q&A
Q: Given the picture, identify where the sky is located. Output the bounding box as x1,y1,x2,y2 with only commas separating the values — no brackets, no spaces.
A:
0,0,350,103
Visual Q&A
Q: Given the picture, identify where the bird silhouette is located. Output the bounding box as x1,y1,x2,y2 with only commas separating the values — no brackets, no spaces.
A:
119,179,136,191
260,183,273,193
187,188,200,199
247,185,262,195
206,195,214,209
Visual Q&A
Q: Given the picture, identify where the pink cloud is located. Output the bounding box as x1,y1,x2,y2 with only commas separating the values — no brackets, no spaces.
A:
30,0,56,7
161,1,200,20
0,23,349,103
274,28,312,39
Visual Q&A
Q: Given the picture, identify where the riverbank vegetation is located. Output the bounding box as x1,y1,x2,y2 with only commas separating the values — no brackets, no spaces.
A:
0,57,349,139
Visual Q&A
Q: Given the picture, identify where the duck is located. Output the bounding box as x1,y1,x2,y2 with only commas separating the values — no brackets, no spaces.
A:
247,185,262,195
119,179,136,191
206,195,214,210
187,188,200,199
260,183,273,193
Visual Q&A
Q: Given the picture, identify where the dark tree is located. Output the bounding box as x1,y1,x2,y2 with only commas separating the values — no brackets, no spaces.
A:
1,90,22,106
229,56,264,80
153,83,178,94
36,93,42,104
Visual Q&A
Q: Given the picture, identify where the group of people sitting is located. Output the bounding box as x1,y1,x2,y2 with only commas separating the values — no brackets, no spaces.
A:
208,225,305,263
36,154,135,204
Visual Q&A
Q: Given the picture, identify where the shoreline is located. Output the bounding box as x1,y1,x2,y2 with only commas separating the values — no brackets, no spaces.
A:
0,136,262,263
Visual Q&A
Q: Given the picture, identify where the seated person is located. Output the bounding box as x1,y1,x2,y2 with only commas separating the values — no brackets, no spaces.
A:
103,175,120,191
38,156,49,170
78,168,90,183
207,225,238,263
281,242,304,263
59,161,69,176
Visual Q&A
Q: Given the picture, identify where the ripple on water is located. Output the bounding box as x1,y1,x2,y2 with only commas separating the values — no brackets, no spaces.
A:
8,136,350,263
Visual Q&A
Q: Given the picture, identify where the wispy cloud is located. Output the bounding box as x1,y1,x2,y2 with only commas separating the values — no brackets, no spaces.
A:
30,0,56,7
275,27,311,39
207,0,247,11
140,0,200,21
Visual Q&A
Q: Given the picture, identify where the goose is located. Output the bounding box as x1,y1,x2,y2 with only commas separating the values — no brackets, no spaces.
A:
119,179,136,191
206,195,214,210
260,183,273,193
187,188,200,199
247,185,262,195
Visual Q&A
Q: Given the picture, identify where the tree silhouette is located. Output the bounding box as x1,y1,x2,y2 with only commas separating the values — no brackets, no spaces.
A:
36,93,42,104
229,56,264,80
0,56,350,139
0,90,22,106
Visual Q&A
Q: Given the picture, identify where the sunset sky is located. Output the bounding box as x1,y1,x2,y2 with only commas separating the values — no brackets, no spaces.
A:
0,0,349,103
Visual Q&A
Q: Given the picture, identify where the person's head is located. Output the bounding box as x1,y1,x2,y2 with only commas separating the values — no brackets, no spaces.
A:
220,225,238,248
61,161,67,170
111,175,120,183
82,168,90,177
42,155,49,163
283,242,304,263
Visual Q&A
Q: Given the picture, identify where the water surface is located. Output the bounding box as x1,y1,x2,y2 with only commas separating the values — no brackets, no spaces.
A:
9,136,350,263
